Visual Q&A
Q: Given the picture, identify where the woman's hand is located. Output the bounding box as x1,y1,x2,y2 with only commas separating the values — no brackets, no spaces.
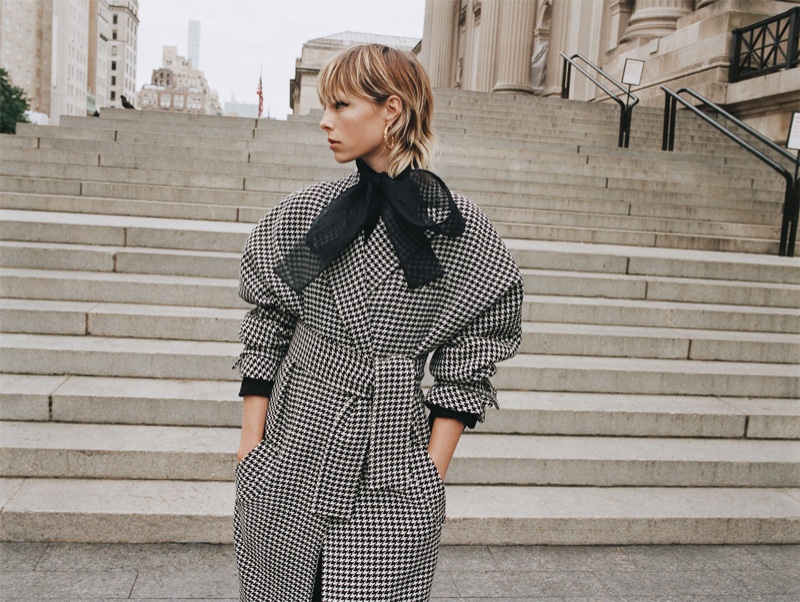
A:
238,395,269,464
427,416,465,481
237,431,264,464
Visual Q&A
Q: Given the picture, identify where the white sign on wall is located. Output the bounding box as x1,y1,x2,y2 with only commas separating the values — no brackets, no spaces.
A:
622,59,644,86
787,112,800,151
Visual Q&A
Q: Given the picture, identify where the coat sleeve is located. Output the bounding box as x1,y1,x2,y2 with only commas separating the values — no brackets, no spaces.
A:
425,279,524,423
235,202,302,382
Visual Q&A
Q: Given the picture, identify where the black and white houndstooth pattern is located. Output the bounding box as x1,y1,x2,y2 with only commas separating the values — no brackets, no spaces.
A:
234,168,523,601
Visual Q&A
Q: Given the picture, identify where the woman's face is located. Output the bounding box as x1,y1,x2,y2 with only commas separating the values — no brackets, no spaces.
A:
319,92,390,173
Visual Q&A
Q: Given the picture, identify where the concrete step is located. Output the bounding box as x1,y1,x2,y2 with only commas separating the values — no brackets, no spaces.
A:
1,477,797,544
519,322,800,364
3,374,797,439
506,239,800,284
2,210,792,280
3,267,797,332
5,157,779,206
0,205,782,265
3,298,796,364
0,192,245,222
1,333,796,397
2,421,797,486
5,130,775,178
525,294,800,334
0,188,781,235
4,241,798,308
5,146,781,196
495,353,798,397
0,175,281,207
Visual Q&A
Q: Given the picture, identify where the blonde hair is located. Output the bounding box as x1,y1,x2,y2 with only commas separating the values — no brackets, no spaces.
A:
317,44,436,178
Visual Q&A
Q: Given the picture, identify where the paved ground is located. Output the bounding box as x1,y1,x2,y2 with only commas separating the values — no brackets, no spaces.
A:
1,543,797,600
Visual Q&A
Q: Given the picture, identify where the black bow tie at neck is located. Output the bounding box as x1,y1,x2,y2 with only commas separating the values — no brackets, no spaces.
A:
275,159,466,293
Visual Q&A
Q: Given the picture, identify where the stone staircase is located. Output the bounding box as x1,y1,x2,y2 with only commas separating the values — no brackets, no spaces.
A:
0,88,798,544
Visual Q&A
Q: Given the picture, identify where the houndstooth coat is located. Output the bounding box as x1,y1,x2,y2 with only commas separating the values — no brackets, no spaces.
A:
234,168,523,602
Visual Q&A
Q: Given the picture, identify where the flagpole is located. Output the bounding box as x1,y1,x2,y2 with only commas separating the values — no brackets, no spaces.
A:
257,61,264,119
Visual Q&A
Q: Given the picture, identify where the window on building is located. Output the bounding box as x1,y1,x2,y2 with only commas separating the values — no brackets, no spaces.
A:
111,91,115,100
113,15,117,24
112,46,117,55
112,30,117,39
111,76,116,85
111,61,116,70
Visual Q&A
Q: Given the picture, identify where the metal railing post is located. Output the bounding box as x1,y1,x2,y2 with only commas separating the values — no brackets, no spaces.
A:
660,85,799,256
558,52,639,148
668,96,677,151
789,8,800,70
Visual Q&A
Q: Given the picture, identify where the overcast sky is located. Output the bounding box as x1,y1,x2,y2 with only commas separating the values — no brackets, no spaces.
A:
136,0,426,119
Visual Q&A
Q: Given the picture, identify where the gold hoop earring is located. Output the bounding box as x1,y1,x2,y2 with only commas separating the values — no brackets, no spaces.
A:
383,124,396,150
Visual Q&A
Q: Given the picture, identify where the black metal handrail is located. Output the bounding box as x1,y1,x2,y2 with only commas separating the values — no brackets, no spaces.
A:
560,52,639,148
730,6,800,82
662,85,800,257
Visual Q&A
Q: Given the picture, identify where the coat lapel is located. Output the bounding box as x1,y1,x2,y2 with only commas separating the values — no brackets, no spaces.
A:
324,233,374,355
363,219,401,297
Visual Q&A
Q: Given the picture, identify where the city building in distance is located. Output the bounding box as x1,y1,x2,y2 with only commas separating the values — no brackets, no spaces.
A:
224,93,260,119
187,19,200,69
137,45,222,115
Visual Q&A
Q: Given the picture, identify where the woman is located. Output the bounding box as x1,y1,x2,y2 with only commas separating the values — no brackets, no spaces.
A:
234,44,523,602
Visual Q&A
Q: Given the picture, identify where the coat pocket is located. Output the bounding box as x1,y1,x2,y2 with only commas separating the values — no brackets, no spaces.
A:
235,437,279,505
419,446,447,525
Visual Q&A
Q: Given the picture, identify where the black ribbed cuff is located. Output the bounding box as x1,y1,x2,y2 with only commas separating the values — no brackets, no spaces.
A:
427,403,479,429
238,378,274,398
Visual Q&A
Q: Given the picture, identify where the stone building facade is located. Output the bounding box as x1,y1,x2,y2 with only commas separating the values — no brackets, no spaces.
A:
0,0,137,123
107,0,138,109
420,0,799,142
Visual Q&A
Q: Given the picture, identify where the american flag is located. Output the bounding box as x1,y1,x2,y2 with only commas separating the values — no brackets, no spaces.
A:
257,74,264,118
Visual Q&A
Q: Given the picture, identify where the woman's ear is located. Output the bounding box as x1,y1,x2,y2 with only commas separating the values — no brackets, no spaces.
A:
385,95,403,123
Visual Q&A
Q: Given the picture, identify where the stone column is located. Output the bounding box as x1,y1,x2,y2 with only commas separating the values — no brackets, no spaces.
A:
421,0,459,88
493,0,537,93
475,0,502,92
620,0,694,43
607,0,635,50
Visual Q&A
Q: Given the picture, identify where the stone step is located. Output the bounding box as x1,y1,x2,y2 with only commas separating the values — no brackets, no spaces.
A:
1,477,797,544
3,299,796,364
4,158,779,207
0,210,779,262
0,192,245,223
17,121,761,166
3,168,779,222
525,294,800,334
0,201,783,266
1,333,796,396
6,130,775,176
506,239,800,284
3,267,797,332
0,187,782,234
2,421,797,486
3,146,781,195
4,241,797,308
4,373,797,438
0,207,800,284
0,175,280,207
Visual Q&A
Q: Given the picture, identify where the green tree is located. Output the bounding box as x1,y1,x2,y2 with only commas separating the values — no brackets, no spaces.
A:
1,68,30,134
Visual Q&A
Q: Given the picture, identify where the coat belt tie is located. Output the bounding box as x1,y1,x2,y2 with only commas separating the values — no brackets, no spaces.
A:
285,323,427,518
